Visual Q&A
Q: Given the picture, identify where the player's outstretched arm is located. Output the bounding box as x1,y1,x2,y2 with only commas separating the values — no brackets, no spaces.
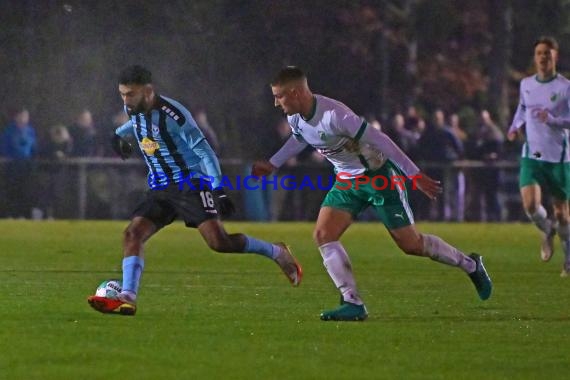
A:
538,86,570,129
539,110,570,129
251,160,276,177
507,122,525,142
508,88,526,140
261,135,308,175
360,127,420,176
411,172,443,200
507,129,519,141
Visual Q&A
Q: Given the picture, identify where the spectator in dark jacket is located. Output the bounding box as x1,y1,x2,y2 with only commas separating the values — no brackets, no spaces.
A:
0,108,37,217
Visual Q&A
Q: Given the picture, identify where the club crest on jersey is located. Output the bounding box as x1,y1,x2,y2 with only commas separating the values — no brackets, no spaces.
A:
318,131,327,141
141,137,159,155
152,124,160,136
550,92,559,102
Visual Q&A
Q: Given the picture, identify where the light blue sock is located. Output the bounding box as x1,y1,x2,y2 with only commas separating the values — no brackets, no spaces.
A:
122,256,144,294
243,235,279,259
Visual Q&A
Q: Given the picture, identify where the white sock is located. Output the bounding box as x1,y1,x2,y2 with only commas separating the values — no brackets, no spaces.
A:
422,234,476,274
527,206,552,234
319,241,363,305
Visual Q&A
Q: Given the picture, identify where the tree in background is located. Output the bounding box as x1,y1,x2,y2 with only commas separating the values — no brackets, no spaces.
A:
1,0,569,157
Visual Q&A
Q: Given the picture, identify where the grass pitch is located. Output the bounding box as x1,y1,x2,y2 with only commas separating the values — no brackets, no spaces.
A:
1,220,569,379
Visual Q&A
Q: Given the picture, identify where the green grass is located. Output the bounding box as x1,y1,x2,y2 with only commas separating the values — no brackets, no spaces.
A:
1,221,569,379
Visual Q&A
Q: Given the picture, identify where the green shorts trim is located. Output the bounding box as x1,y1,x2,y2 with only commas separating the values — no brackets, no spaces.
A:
519,158,570,200
322,161,414,229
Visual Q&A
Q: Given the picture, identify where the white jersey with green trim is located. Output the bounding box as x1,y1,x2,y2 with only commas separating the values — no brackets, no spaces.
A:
510,74,570,163
277,94,419,177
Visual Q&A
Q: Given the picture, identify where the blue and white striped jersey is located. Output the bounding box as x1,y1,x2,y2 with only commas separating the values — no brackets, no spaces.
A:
115,95,222,189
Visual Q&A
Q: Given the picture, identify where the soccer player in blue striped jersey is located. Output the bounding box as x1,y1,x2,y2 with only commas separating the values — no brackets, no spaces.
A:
88,65,302,316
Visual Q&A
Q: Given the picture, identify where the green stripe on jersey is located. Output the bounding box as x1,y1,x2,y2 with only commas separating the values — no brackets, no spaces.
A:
358,154,370,171
534,73,558,84
354,121,367,141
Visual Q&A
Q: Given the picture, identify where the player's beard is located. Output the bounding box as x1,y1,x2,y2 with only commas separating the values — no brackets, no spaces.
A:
127,99,147,115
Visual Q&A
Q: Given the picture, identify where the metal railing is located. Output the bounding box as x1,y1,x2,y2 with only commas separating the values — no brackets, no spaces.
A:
0,158,521,221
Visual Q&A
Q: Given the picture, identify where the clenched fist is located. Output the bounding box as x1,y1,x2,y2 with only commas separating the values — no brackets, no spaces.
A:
251,160,276,177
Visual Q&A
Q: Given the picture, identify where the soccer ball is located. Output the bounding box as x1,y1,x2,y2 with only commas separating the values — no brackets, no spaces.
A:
95,279,122,299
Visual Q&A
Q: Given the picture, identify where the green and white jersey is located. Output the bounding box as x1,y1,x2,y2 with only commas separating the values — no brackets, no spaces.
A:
270,94,419,177
510,74,570,163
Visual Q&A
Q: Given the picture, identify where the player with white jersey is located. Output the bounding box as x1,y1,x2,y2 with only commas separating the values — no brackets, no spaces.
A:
508,36,570,276
253,66,492,321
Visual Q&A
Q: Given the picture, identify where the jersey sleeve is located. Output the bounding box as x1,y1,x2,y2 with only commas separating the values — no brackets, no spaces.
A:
329,106,366,138
330,106,419,176
115,120,134,138
509,82,526,134
359,125,420,176
181,119,206,148
269,135,308,168
180,118,223,189
192,138,223,189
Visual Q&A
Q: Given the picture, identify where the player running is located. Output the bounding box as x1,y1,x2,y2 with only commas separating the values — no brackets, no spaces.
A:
253,66,492,321
88,65,302,316
508,36,570,276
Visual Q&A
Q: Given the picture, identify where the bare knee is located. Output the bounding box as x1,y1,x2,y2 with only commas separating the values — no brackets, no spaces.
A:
206,235,234,253
525,203,540,216
394,234,424,256
554,210,564,224
553,208,570,225
123,226,145,246
313,227,336,246
199,220,244,253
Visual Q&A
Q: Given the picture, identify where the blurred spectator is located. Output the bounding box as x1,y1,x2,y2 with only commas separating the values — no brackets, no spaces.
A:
405,106,425,131
244,119,294,221
1,108,36,159
243,118,326,221
269,119,297,221
368,117,382,132
467,110,504,221
403,106,426,160
69,109,113,218
0,108,37,217
379,113,402,149
113,109,130,126
272,119,325,221
449,113,468,143
46,124,73,159
417,109,463,220
108,110,131,157
42,124,73,219
69,109,104,157
446,113,467,221
194,108,221,154
243,119,289,221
